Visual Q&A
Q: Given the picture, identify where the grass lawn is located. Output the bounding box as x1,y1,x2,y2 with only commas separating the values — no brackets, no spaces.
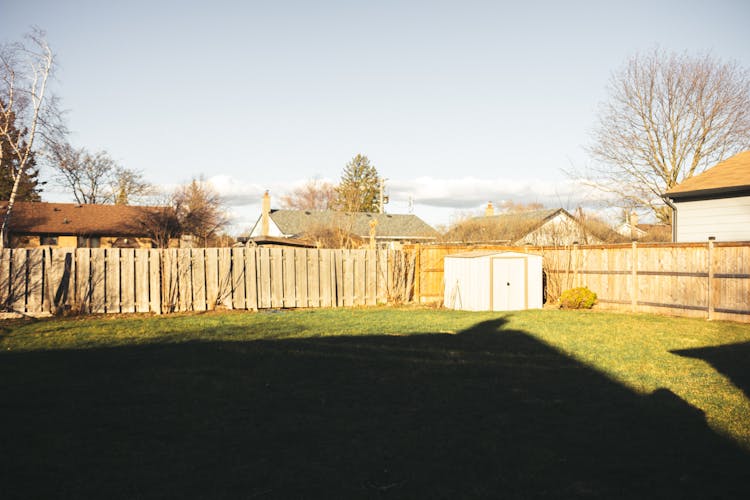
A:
1,307,749,499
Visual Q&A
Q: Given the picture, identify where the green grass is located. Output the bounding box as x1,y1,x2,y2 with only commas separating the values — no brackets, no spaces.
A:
1,307,749,499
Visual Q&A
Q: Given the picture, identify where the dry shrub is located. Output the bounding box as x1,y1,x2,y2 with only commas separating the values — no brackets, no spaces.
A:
559,287,597,309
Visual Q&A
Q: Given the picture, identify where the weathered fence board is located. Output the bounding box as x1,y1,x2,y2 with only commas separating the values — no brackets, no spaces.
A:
121,249,135,313
26,249,43,313
319,249,333,308
11,250,27,312
244,248,258,310
307,249,320,308
148,250,161,314
232,248,246,310
217,248,233,310
134,249,150,313
192,249,207,312
204,248,219,310
282,248,295,308
257,248,271,309
270,248,283,308
75,248,91,312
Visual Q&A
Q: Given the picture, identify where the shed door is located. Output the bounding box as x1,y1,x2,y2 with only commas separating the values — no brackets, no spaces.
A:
492,258,526,311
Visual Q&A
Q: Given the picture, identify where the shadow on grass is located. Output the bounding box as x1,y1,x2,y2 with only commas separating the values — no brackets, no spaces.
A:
673,341,750,399
1,318,749,499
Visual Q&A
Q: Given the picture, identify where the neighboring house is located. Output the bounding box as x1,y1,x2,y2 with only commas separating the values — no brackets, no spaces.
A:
445,205,604,245
615,213,671,242
663,150,750,242
0,201,173,249
248,192,439,247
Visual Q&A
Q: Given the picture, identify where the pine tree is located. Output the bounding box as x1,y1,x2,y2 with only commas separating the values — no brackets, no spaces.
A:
334,154,380,212
0,107,43,201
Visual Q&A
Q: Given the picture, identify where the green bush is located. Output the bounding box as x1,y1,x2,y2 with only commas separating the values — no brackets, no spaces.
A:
559,287,597,309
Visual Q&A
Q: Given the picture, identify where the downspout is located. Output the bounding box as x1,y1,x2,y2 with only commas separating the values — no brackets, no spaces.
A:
661,195,677,243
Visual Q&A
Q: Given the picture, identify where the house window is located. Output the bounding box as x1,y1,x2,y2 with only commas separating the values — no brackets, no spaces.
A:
40,236,58,246
77,236,101,248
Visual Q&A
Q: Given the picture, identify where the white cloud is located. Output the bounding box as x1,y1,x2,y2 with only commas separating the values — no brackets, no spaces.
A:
387,176,604,210
151,174,612,235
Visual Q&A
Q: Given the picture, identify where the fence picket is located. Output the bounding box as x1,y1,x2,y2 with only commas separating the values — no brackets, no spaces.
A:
282,248,295,308
121,249,135,313
192,248,207,312
270,248,283,308
258,248,271,309
134,249,150,313
245,248,258,310
75,248,91,313
149,249,161,314
232,248,246,310
295,248,308,308
26,248,43,313
319,249,333,308
307,249,320,308
11,249,27,312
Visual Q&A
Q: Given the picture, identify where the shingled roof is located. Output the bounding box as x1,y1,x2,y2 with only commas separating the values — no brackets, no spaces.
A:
665,150,750,199
0,201,161,236
445,208,565,242
261,210,439,241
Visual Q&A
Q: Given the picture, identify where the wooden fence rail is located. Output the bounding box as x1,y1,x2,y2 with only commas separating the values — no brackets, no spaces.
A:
405,242,750,323
0,247,414,316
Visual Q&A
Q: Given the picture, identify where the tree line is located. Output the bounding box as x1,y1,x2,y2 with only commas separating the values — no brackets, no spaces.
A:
3,29,749,247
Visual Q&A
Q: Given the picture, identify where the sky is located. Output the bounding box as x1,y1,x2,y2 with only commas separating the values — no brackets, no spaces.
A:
2,0,749,234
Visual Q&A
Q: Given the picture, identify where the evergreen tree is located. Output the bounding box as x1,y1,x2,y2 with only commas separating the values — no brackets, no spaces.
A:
334,154,380,212
0,107,42,201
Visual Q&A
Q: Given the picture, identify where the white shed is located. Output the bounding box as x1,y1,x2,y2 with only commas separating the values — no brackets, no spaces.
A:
443,251,543,311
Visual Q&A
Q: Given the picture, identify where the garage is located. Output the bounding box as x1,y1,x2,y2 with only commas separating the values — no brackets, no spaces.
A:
443,250,543,311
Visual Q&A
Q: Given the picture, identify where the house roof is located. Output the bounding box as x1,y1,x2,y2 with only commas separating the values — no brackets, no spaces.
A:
446,208,569,242
263,210,439,240
665,150,750,199
0,201,163,237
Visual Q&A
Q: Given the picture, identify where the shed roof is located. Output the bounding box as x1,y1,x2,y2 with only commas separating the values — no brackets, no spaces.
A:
0,201,163,236
445,250,542,259
665,150,750,199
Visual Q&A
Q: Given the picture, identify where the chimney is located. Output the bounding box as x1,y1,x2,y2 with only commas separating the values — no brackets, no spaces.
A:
261,190,271,236
485,201,494,217
629,211,638,240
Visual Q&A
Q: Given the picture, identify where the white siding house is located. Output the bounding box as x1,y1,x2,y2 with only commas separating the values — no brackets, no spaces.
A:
664,151,750,242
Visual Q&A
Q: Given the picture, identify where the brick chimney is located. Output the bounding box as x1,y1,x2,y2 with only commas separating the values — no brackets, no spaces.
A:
485,201,494,217
261,190,271,236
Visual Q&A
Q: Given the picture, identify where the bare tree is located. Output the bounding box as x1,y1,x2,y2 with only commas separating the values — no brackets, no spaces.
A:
137,204,182,248
583,49,750,223
280,178,336,210
173,177,228,247
111,166,152,205
49,142,151,204
0,28,63,247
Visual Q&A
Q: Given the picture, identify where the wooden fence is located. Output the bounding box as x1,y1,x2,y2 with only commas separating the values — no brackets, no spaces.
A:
406,242,750,323
0,247,414,316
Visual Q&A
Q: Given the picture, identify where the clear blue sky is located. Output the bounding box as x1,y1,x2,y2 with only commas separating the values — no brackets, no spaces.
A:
2,0,749,232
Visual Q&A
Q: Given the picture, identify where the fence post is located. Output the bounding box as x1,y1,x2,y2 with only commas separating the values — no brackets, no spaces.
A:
708,239,715,320
631,241,638,312
414,244,421,304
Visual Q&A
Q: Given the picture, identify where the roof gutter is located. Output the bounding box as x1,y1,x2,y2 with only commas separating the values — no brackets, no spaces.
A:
661,194,678,243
